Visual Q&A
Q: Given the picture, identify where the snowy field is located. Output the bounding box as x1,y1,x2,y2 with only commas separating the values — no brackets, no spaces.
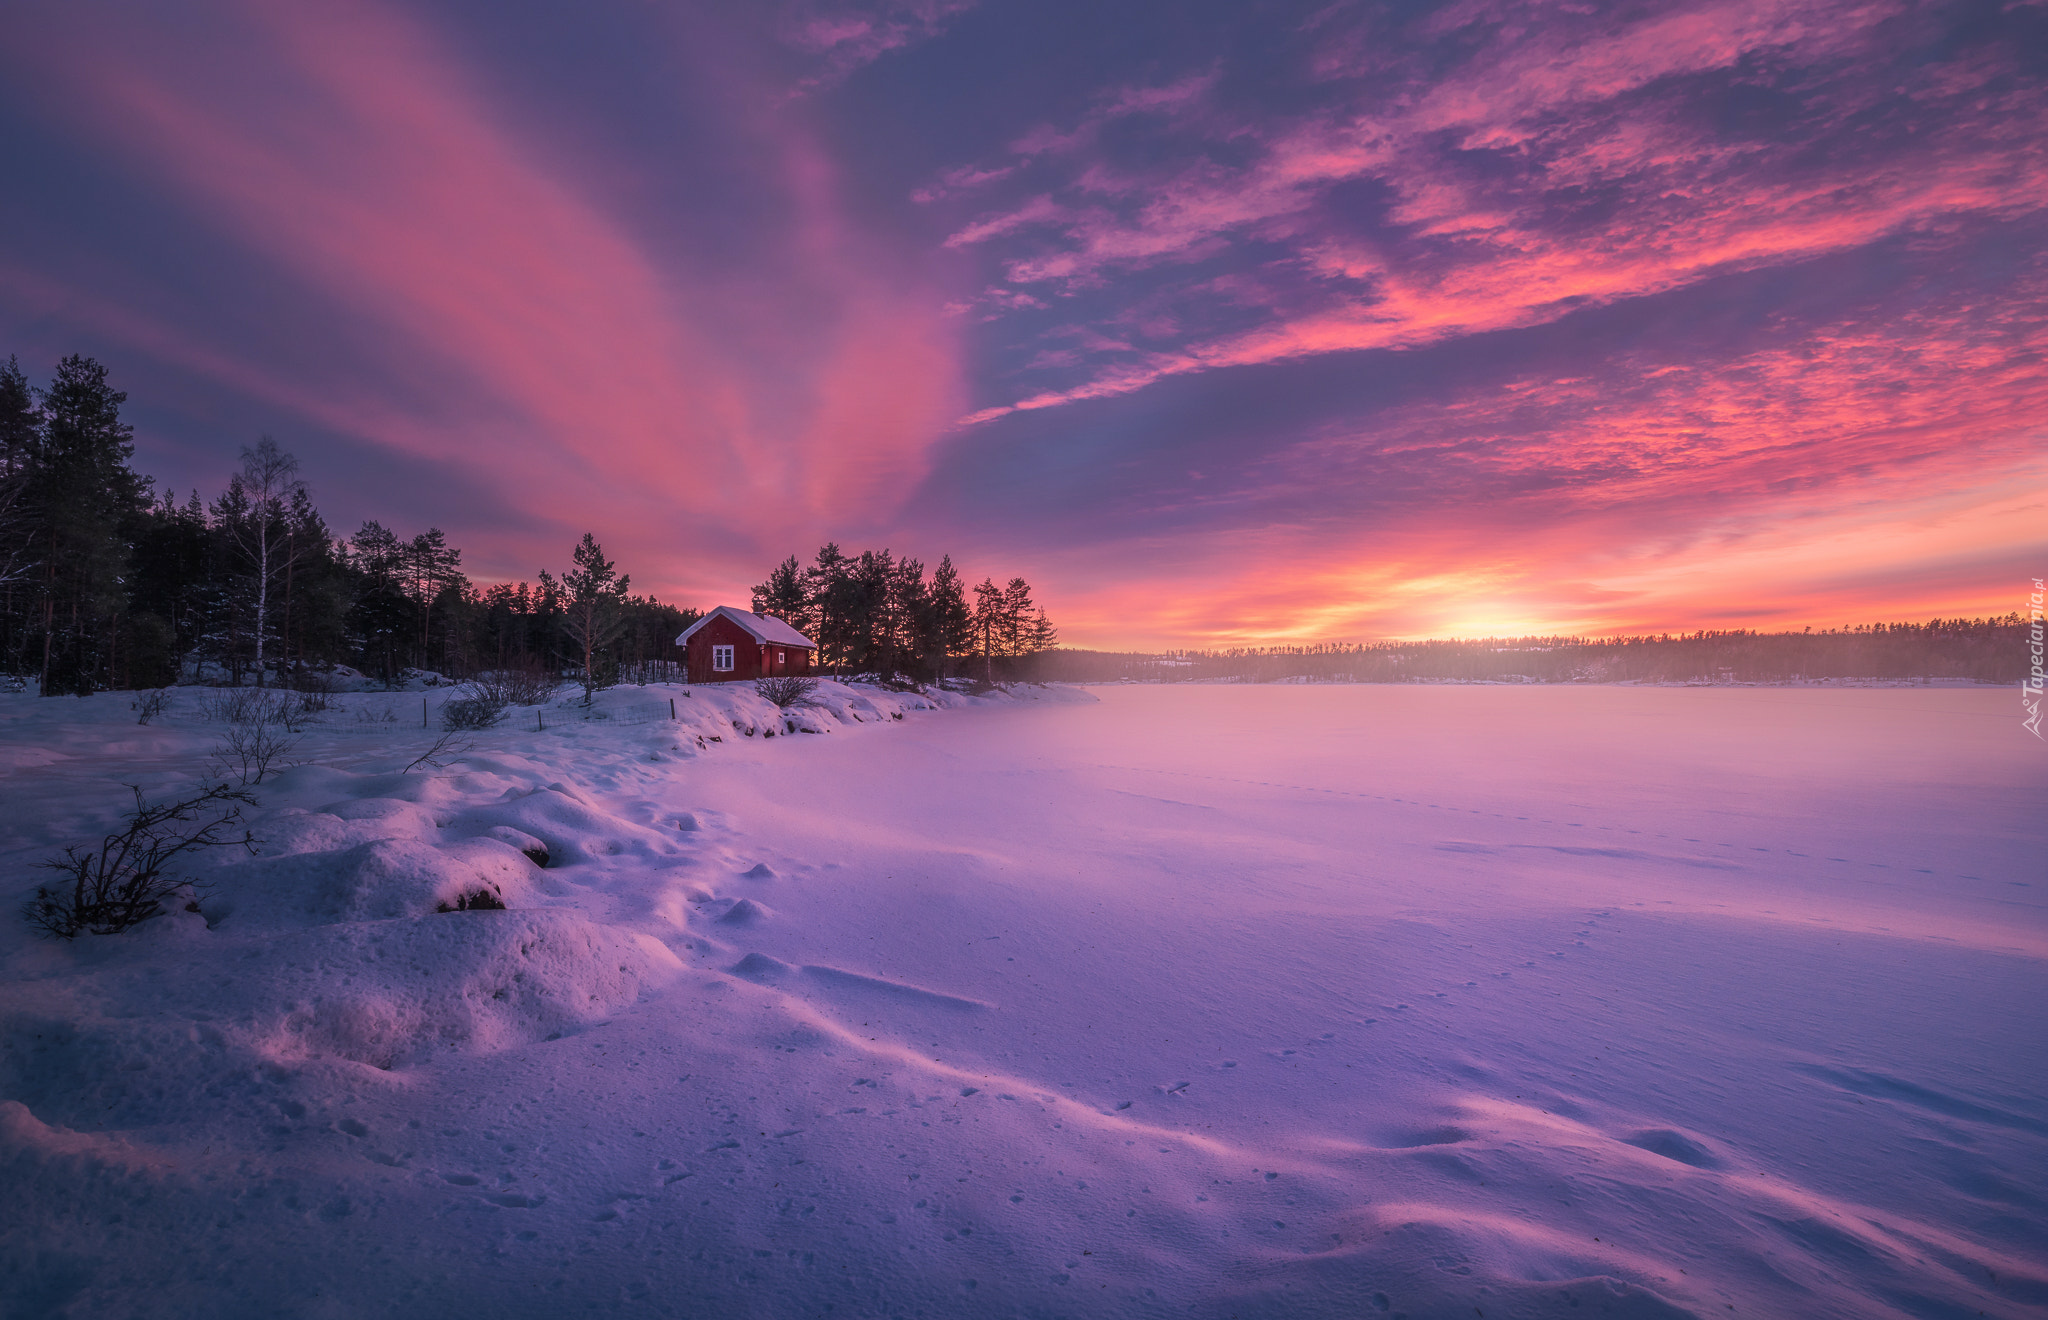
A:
1,681,2042,1319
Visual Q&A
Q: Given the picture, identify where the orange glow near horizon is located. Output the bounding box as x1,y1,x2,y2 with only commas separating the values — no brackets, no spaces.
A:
1,0,2042,647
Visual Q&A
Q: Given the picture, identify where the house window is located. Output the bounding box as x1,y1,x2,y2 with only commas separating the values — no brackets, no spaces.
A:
712,645,734,672
778,651,786,664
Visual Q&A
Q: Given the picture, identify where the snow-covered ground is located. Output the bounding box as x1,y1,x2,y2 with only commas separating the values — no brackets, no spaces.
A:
1,681,2041,1319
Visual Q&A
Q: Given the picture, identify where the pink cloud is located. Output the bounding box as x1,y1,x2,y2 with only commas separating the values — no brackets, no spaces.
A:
780,0,977,88
944,0,2047,424
6,0,966,597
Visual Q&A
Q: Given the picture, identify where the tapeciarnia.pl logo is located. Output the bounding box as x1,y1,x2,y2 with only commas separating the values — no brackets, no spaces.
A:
2026,577,2044,740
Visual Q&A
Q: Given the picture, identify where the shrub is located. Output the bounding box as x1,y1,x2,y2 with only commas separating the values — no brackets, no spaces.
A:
209,722,301,785
25,785,257,937
135,688,174,724
755,676,820,709
290,687,336,715
436,887,507,912
199,687,320,732
441,695,504,731
468,662,557,707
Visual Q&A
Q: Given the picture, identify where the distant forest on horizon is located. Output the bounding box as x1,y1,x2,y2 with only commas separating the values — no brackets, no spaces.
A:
1041,617,2032,685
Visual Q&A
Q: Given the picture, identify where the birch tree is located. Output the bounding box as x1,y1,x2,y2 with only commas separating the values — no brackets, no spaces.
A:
221,438,307,686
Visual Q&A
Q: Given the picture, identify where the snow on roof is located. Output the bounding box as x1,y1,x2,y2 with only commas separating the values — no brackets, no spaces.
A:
676,606,817,649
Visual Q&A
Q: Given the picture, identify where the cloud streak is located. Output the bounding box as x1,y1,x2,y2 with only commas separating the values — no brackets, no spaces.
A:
2,0,965,586
943,0,2047,421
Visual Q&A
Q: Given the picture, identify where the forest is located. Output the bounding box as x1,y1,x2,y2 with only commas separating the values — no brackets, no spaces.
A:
1036,620,2032,685
0,354,1053,694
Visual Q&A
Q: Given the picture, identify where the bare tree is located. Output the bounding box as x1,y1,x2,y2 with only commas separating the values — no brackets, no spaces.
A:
223,438,311,687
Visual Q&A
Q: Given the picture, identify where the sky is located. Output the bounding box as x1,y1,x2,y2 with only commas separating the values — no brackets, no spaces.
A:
1,0,2043,648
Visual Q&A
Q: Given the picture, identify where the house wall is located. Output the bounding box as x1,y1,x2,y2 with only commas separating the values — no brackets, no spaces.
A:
680,614,815,683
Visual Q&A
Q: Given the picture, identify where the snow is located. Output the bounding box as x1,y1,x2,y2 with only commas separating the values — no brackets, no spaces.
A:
677,606,818,650
0,681,2042,1319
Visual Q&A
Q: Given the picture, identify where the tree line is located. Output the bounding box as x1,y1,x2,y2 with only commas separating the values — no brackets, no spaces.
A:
750,545,1056,681
0,352,1060,694
0,354,692,693
1038,619,2031,685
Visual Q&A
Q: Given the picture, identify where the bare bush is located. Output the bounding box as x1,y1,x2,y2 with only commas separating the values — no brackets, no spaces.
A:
441,694,504,731
755,676,821,708
135,689,174,724
199,688,266,724
468,662,558,707
209,722,302,785
199,687,322,731
403,730,474,773
25,785,257,937
290,687,336,716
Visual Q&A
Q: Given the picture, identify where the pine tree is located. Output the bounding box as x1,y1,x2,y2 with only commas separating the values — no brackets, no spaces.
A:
0,357,42,673
971,577,1004,680
1026,607,1058,655
925,555,972,677
27,356,149,695
404,528,464,666
561,533,630,702
207,476,257,683
346,522,412,684
1000,578,1036,660
0,357,37,591
807,543,853,673
278,484,349,675
887,555,927,680
751,555,810,633
127,488,212,687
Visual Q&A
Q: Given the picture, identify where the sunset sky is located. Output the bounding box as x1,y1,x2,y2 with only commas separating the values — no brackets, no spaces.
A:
2,0,2042,648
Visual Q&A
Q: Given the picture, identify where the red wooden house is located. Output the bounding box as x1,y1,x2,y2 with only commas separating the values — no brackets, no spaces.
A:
676,607,819,684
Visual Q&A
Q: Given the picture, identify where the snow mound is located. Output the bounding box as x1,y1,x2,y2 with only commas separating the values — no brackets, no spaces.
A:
210,836,544,929
450,786,679,869
246,911,683,1068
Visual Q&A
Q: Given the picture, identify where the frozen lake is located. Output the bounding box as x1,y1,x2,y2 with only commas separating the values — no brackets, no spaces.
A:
2,682,2042,1318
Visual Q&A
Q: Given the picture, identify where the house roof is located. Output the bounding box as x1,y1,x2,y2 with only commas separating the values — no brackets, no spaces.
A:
677,606,817,650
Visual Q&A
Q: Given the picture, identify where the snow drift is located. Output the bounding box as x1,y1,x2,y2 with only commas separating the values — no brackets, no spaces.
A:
0,679,2040,1319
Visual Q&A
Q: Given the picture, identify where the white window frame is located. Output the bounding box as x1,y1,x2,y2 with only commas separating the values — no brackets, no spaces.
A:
712,644,734,672
778,651,786,664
